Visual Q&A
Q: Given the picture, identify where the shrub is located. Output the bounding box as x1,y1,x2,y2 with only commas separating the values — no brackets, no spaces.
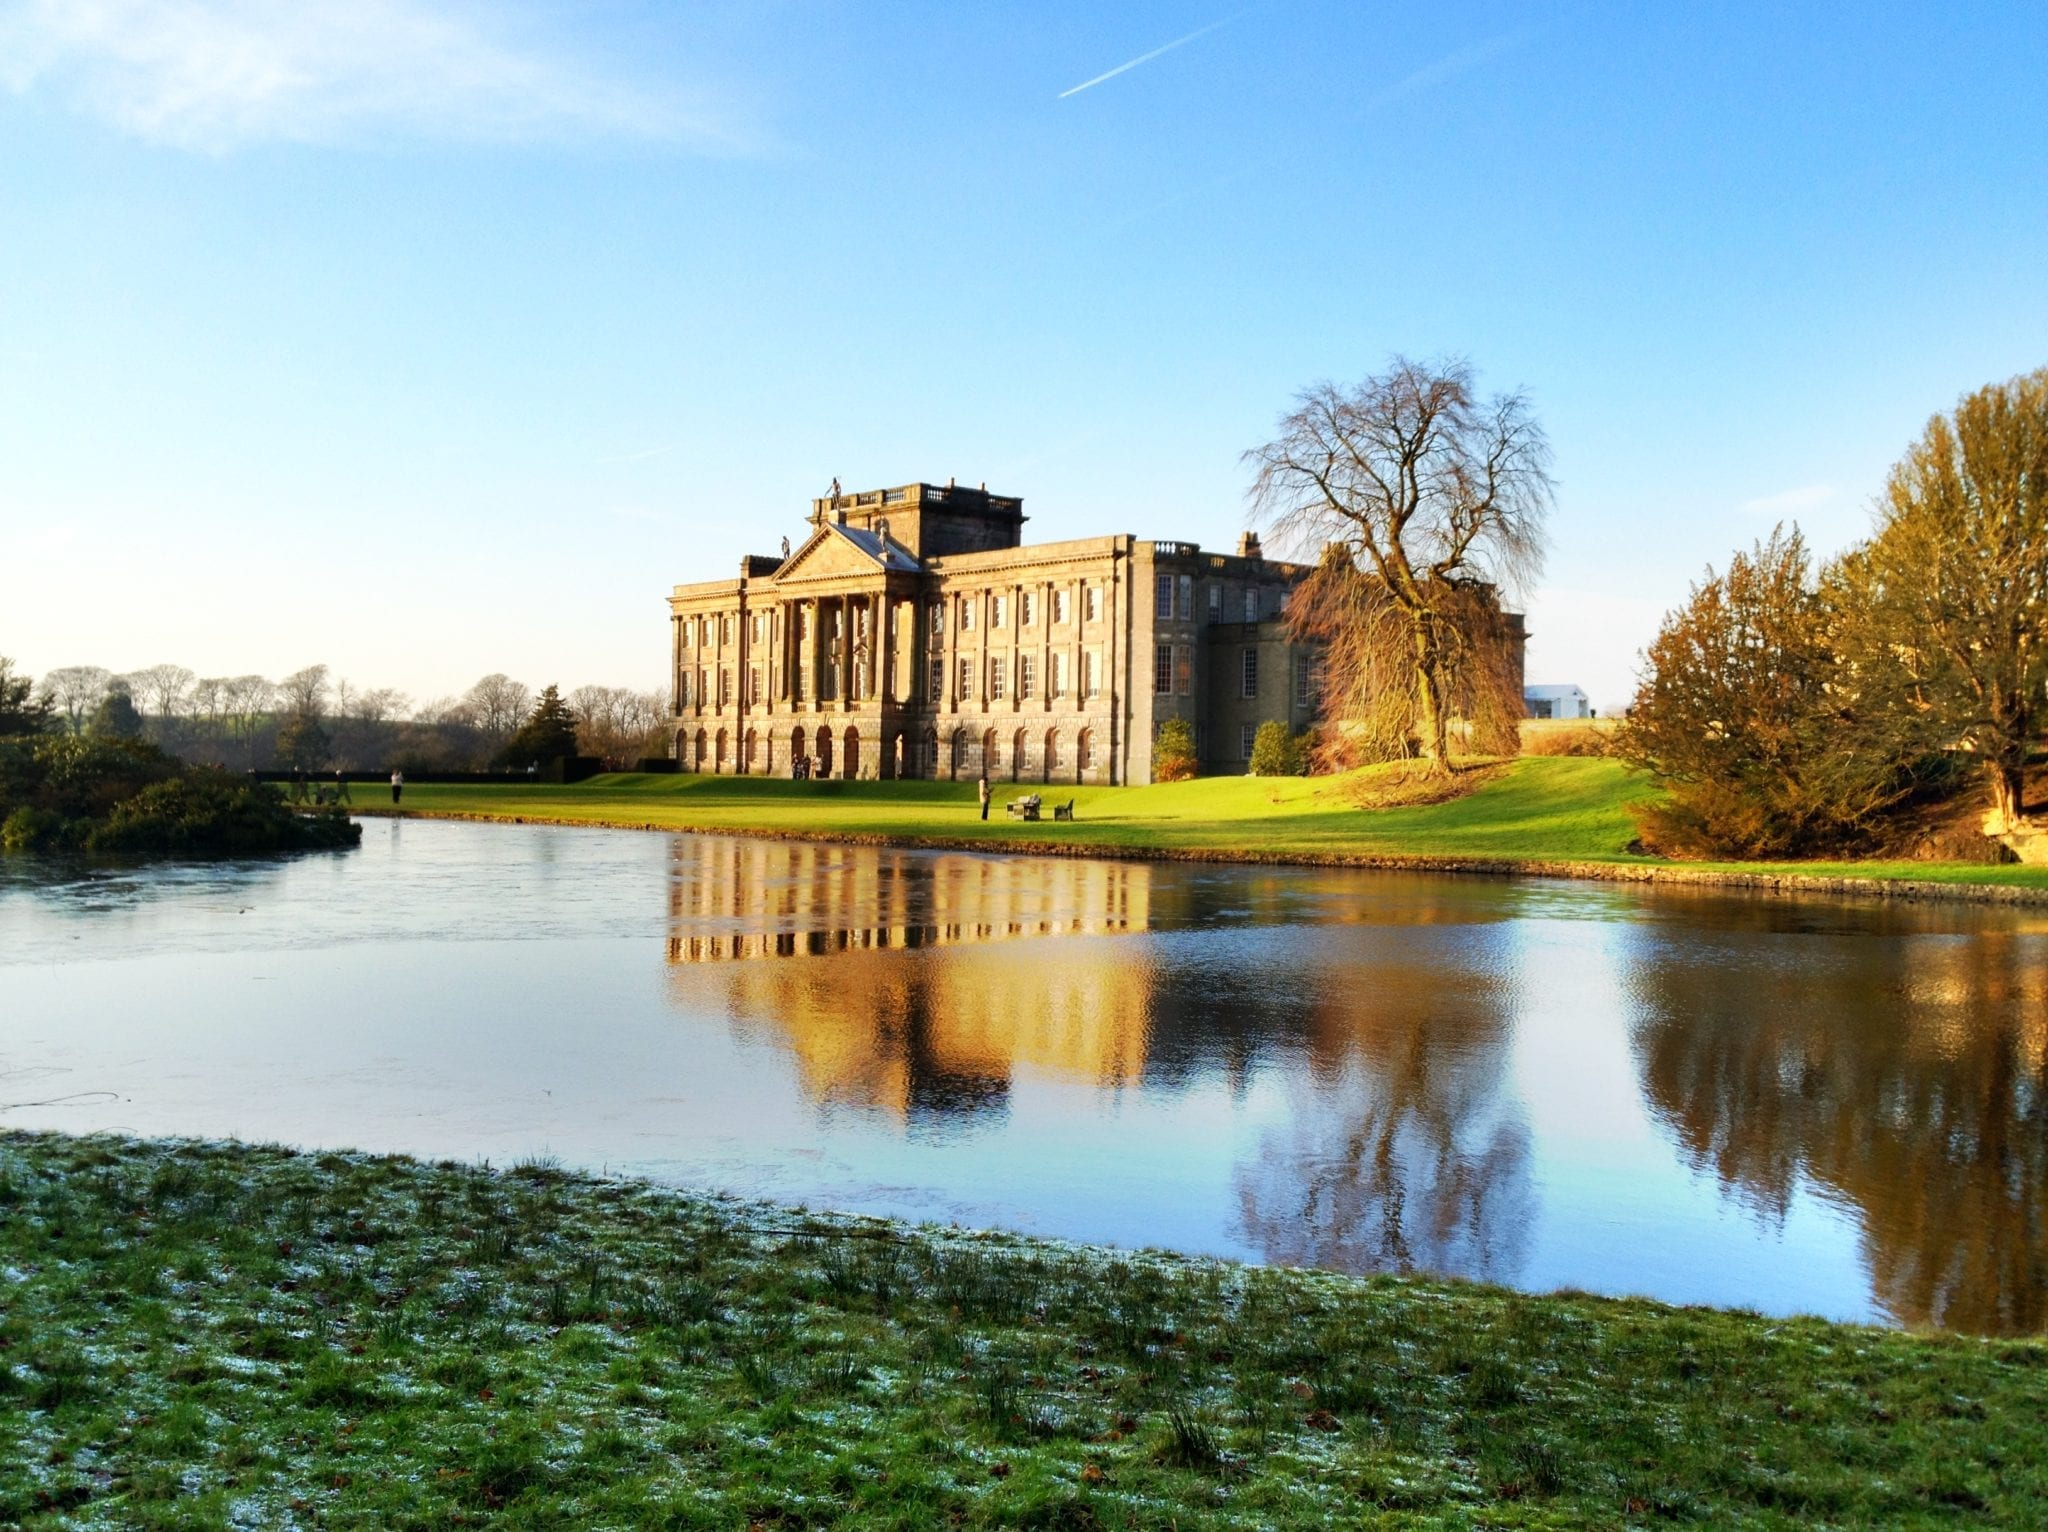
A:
1152,717,1197,783
88,771,360,855
1247,721,1306,776
1521,723,1609,758
0,734,358,857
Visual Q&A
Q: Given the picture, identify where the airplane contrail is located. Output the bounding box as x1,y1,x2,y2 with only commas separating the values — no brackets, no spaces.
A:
1058,13,1243,99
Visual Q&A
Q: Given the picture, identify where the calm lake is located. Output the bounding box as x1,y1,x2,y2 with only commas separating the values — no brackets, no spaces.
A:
4,819,2045,1335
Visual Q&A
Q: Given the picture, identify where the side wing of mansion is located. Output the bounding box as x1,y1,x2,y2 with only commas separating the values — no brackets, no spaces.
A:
668,479,1523,786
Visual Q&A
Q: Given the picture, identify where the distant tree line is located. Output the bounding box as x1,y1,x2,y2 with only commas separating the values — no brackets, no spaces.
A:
0,659,670,774
1620,367,2048,859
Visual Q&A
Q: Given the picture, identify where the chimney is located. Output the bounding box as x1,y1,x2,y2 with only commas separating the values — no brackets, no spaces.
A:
1236,530,1263,559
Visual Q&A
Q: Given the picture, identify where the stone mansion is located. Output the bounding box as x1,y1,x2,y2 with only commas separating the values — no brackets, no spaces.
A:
668,480,1521,785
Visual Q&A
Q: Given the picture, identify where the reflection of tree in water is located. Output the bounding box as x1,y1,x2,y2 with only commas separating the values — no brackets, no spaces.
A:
1635,929,2048,1334
1226,939,1532,1284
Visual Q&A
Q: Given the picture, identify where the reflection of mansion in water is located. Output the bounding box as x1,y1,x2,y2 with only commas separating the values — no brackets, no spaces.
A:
668,479,1329,784
664,836,1149,963
664,838,1163,1113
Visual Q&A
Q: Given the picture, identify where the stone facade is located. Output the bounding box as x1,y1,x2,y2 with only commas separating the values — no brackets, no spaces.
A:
667,480,1523,785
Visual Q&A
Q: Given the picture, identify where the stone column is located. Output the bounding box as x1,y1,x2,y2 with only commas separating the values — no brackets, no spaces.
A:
878,593,895,703
839,598,855,710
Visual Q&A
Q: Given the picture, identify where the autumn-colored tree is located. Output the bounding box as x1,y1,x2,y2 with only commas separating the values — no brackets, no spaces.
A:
1151,717,1196,783
1618,528,1920,857
1247,357,1549,773
1837,368,2048,829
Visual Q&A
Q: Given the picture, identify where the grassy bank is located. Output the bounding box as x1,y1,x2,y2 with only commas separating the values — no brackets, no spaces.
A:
358,760,2048,892
5,1134,2044,1528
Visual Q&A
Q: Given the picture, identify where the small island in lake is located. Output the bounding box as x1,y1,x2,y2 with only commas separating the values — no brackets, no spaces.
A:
0,735,359,857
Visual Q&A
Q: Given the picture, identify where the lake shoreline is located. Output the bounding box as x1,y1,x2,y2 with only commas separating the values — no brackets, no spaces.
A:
348,802,2048,906
7,1129,2043,1526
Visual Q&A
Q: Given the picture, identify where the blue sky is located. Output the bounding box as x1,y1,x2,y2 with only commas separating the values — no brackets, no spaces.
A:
5,0,2044,713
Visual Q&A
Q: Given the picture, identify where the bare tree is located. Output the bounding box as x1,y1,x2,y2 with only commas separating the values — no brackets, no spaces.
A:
278,664,331,720
1247,357,1551,772
38,665,113,735
412,695,474,727
351,686,409,727
127,663,196,746
464,673,531,751
188,677,229,757
224,675,276,754
130,662,195,720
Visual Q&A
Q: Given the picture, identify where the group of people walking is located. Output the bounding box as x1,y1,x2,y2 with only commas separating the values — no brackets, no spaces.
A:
288,769,352,807
284,769,406,805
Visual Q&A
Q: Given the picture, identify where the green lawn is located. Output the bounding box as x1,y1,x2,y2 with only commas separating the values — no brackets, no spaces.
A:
6,1132,2045,1528
361,758,2048,889
371,758,1648,858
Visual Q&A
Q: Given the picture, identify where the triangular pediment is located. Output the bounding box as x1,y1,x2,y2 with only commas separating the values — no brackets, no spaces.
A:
774,525,890,582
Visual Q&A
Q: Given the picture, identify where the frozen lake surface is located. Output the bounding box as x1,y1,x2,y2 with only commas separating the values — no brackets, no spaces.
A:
5,817,2045,1334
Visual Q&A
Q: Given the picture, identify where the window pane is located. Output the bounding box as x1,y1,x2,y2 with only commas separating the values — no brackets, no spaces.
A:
1155,574,1173,620
1154,645,1173,695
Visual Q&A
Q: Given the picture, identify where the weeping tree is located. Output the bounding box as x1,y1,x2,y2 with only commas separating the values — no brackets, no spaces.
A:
1246,357,1550,772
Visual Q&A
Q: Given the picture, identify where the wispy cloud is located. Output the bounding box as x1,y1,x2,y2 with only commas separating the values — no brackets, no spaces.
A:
0,0,754,153
1091,27,1527,234
1739,483,1837,517
1059,12,1244,100
1365,28,1527,110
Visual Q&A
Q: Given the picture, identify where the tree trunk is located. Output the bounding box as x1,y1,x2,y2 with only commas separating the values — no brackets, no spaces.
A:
1989,761,2024,827
1413,618,1452,775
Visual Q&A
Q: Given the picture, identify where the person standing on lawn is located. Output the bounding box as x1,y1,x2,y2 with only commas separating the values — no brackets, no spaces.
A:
390,769,404,805
978,772,990,821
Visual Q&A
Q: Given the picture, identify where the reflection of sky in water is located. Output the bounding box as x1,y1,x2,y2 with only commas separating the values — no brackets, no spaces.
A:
4,820,2046,1334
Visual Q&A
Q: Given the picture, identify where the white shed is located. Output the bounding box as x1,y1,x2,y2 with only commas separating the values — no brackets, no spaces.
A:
1524,684,1591,720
